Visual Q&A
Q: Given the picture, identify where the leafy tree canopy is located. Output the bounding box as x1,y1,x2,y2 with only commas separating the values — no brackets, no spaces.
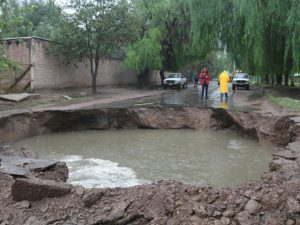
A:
50,0,140,94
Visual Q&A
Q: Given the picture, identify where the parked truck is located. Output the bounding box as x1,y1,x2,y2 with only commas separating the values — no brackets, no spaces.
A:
163,73,187,89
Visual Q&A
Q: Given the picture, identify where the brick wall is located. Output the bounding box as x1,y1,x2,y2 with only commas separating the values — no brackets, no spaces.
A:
0,39,32,92
1,37,160,92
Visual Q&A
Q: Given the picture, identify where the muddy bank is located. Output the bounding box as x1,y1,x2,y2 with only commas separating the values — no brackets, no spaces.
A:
0,107,300,225
0,107,299,145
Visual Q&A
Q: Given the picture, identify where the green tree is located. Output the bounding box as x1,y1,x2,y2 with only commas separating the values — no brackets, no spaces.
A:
25,0,62,38
189,0,300,86
123,28,163,88
0,0,62,74
51,0,139,94
0,0,22,72
125,0,200,86
287,0,300,79
0,0,62,38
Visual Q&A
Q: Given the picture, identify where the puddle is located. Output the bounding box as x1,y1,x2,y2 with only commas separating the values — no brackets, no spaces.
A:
12,129,275,188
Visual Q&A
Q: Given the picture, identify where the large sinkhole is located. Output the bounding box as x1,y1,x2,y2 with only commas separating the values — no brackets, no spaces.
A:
12,128,274,188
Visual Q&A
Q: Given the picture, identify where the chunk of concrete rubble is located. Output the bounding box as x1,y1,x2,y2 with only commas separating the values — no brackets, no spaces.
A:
23,216,47,225
0,93,40,102
234,211,253,225
286,141,300,152
12,178,72,201
244,199,260,215
14,200,31,209
0,154,59,172
0,161,30,176
273,150,297,160
290,116,300,123
83,189,105,208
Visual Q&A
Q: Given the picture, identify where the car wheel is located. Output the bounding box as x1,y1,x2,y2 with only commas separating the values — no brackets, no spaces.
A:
164,85,167,89
232,85,235,90
178,84,181,90
246,85,250,90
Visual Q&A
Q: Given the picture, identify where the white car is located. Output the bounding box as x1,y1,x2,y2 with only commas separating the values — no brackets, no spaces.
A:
232,73,251,90
163,73,187,89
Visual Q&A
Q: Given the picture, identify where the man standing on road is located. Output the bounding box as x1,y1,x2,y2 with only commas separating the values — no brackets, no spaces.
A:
199,67,211,99
193,71,199,88
218,70,230,98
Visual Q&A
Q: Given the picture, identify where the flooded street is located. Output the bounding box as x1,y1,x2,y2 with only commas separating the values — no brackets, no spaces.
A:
90,81,259,112
12,129,274,188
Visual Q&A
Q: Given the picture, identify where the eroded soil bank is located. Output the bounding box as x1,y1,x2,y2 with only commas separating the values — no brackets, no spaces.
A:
0,107,300,225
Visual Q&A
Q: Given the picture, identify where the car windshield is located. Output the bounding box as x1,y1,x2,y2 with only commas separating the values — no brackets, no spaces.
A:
168,73,181,78
235,73,248,78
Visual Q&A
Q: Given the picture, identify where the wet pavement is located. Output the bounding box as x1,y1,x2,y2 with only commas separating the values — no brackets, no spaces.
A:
89,81,258,111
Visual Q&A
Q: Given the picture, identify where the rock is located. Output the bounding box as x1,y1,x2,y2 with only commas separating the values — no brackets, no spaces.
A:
235,197,248,210
244,190,253,198
285,219,295,225
194,205,209,217
287,197,300,213
14,200,31,209
23,216,46,225
82,189,104,208
273,150,297,160
213,210,222,218
223,209,235,218
269,159,283,171
286,141,300,152
12,178,72,201
214,220,222,225
261,193,281,209
74,186,85,196
234,211,252,225
34,162,69,182
244,199,260,215
262,215,279,225
290,116,300,123
0,161,30,176
221,217,231,225
0,154,59,172
92,201,132,224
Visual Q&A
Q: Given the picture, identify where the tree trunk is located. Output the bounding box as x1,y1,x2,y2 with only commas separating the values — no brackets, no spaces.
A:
265,74,269,84
276,73,282,85
284,73,289,86
92,73,97,95
271,74,274,85
90,59,99,95
137,75,143,89
137,68,149,89
160,70,165,87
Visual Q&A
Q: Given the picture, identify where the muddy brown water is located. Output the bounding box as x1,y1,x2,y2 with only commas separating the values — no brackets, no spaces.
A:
12,129,275,188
